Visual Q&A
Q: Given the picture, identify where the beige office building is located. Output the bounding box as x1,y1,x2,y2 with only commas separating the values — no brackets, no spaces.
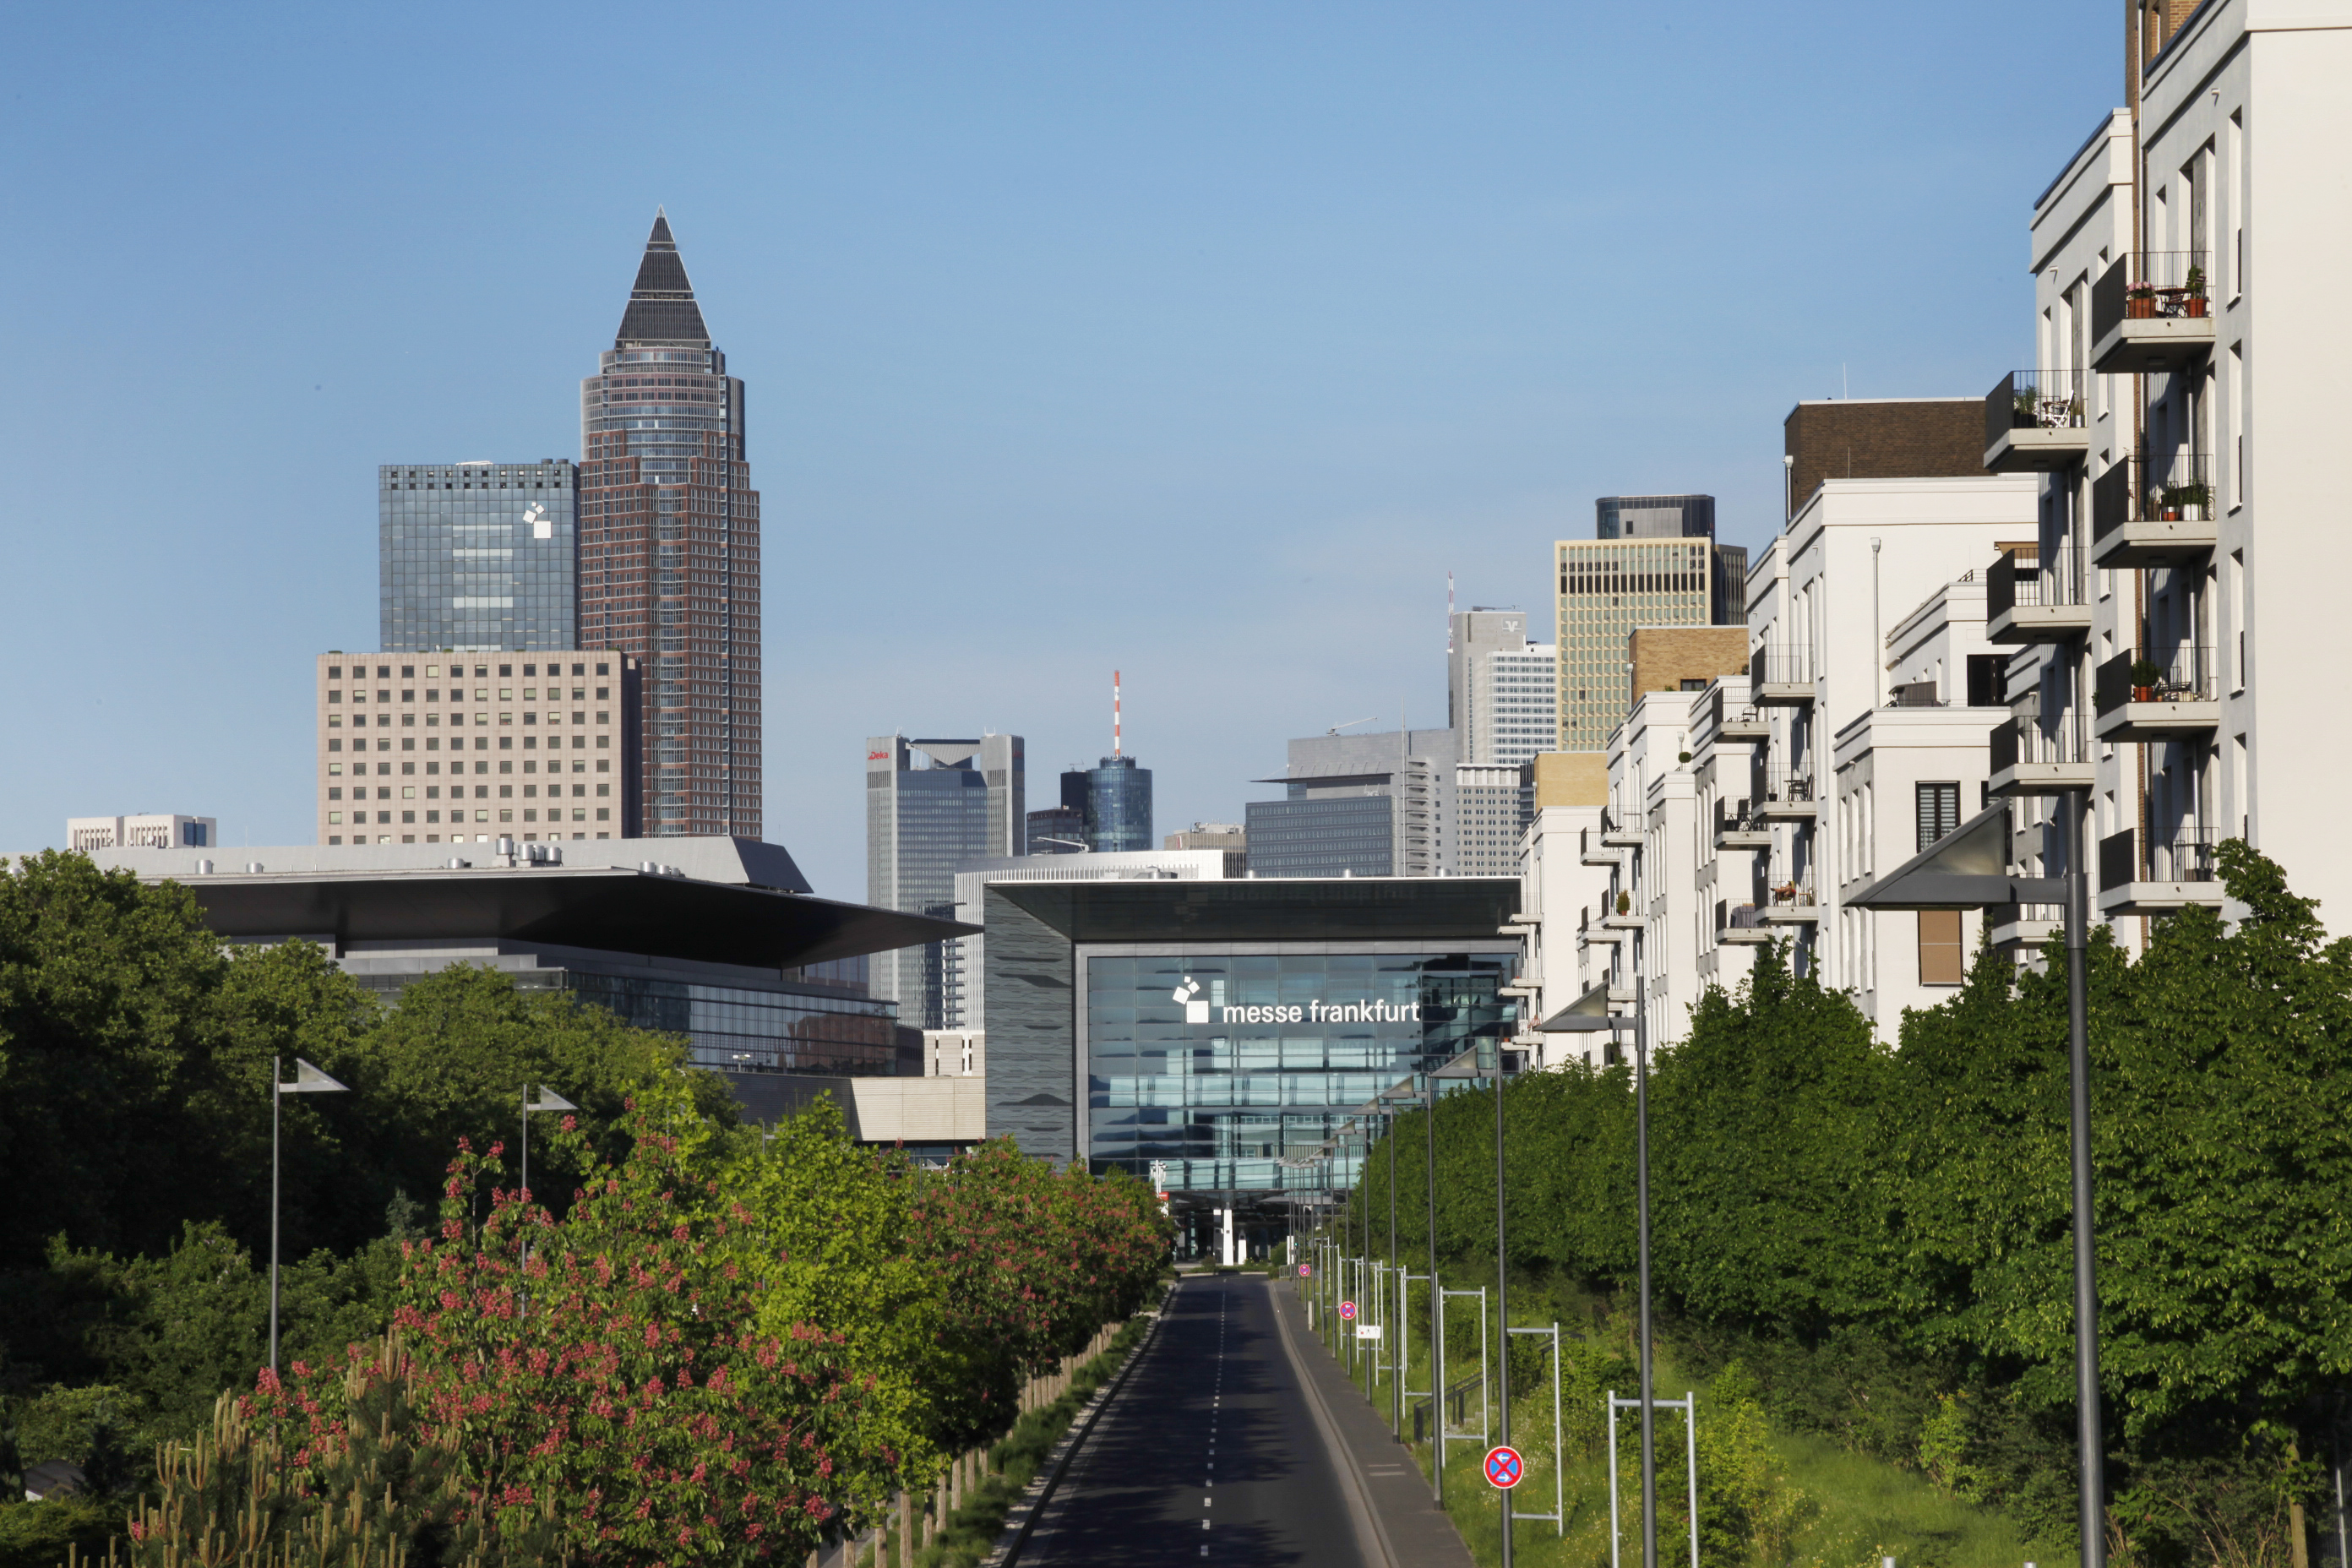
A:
318,651,641,845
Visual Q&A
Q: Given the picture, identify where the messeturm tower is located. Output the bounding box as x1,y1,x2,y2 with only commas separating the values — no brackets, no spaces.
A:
578,211,762,839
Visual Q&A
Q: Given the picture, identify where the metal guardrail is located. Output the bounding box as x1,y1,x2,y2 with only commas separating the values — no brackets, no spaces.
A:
2093,452,2216,539
1985,369,2086,452
2095,646,2218,714
1988,543,2089,618
2091,250,2212,341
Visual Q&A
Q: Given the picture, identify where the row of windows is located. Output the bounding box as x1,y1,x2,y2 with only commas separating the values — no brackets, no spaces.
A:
327,808,611,825
329,783,610,801
326,735,605,754
329,833,611,845
329,759,606,776
326,662,612,679
331,689,610,707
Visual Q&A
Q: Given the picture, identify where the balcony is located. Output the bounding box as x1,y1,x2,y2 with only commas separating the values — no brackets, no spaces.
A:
1984,370,2088,472
1713,800,1772,852
1759,876,1820,923
1603,907,1645,931
2092,451,2217,568
1986,901,2062,950
2093,646,2221,743
1988,715,2094,796
1601,813,1643,848
2089,252,2214,373
2099,825,2224,915
1985,544,2092,644
1754,771,1818,820
1710,687,1767,742
1579,825,1620,866
1753,646,1814,705
1717,901,1775,945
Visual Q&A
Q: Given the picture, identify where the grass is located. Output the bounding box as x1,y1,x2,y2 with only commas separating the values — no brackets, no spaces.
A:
1294,1276,2063,1568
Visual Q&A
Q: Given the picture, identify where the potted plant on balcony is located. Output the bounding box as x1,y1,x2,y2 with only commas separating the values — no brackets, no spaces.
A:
2126,279,2159,319
2130,656,2163,702
1615,890,1632,917
2013,384,2040,427
2183,264,2208,318
2163,480,2213,521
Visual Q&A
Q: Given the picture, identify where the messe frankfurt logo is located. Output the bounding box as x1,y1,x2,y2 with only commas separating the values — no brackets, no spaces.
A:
524,502,554,540
1173,977,1210,1024
1171,976,1424,1026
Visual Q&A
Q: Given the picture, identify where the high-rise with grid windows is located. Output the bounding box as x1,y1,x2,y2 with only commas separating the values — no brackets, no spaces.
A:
577,211,761,840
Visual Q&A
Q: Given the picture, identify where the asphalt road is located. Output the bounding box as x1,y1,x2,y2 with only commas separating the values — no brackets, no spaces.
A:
1017,1272,1385,1568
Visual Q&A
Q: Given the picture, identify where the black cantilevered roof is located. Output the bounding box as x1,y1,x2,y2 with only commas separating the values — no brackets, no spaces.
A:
166,866,972,972
994,877,1520,945
615,210,710,347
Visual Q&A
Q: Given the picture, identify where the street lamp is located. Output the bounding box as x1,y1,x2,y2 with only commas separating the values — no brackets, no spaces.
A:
270,1056,349,1377
1848,798,2103,1568
519,1084,577,1314
1537,977,1657,1568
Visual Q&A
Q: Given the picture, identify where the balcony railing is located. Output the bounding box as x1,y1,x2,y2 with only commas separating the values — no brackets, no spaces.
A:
1990,715,2089,774
1984,370,2086,451
2093,452,2217,541
1758,770,1816,804
1721,901,1762,930
1752,646,1813,689
2090,251,2213,342
2099,825,2219,890
1710,687,1766,735
1987,544,2089,619
2094,645,2219,715
1766,875,1816,907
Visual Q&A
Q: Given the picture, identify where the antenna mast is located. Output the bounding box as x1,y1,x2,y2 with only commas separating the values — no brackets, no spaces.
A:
1446,571,1456,653
1113,670,1123,759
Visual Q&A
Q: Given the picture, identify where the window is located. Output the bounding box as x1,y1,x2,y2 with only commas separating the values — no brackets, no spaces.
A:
1916,782,1960,852
328,811,343,825
1919,911,1964,985
328,787,342,801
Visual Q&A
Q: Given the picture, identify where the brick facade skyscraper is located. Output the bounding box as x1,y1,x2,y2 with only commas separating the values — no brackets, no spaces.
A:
578,211,761,838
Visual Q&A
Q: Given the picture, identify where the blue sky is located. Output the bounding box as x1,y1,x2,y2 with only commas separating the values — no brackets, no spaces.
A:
0,3,2115,898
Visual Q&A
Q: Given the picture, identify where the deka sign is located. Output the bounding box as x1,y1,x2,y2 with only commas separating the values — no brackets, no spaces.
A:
1171,977,1422,1027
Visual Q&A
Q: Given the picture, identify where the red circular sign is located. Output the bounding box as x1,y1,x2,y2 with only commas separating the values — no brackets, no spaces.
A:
1484,1446,1525,1489
1298,1263,1312,1277
1338,1299,1357,1320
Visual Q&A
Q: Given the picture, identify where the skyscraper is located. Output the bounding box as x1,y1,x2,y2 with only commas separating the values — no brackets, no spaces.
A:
577,212,762,840
379,461,577,652
1447,608,1559,767
866,734,1024,1028
1062,757,1153,852
1556,494,1747,751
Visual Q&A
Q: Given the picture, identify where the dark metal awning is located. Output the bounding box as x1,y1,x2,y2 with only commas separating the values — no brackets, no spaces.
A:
1845,803,2065,911
166,866,974,971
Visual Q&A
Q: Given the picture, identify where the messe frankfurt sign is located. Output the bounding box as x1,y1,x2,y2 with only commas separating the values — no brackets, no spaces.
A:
1171,977,1421,1026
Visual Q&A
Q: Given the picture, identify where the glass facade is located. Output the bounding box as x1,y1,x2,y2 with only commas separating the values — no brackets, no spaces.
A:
1243,794,1393,876
379,462,576,652
1075,755,1152,852
566,971,898,1075
1083,948,1516,1193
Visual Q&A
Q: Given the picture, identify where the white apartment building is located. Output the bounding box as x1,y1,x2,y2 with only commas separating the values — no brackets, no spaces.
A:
1990,0,2352,946
1829,575,2010,1022
68,814,216,852
318,651,640,845
1576,471,2034,1048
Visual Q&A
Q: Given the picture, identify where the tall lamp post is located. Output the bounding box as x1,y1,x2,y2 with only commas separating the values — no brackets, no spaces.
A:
1538,979,1658,1568
1848,798,2102,1568
270,1056,349,1377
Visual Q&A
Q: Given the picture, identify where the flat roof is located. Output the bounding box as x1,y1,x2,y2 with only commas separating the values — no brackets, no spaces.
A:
115,863,973,971
995,876,1521,944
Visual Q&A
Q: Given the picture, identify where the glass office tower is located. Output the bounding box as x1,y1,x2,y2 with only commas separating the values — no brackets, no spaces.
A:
578,210,762,839
866,734,1025,1027
378,462,577,652
1066,755,1152,852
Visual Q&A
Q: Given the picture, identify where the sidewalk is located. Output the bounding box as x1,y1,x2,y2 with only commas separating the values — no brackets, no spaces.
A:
1267,1277,1478,1568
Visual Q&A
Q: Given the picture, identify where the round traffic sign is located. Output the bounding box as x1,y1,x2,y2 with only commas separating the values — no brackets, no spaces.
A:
1298,1263,1312,1277
1484,1446,1525,1489
1338,1299,1357,1320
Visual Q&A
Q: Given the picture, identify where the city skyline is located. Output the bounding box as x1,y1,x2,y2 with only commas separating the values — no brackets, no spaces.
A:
0,3,2118,898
